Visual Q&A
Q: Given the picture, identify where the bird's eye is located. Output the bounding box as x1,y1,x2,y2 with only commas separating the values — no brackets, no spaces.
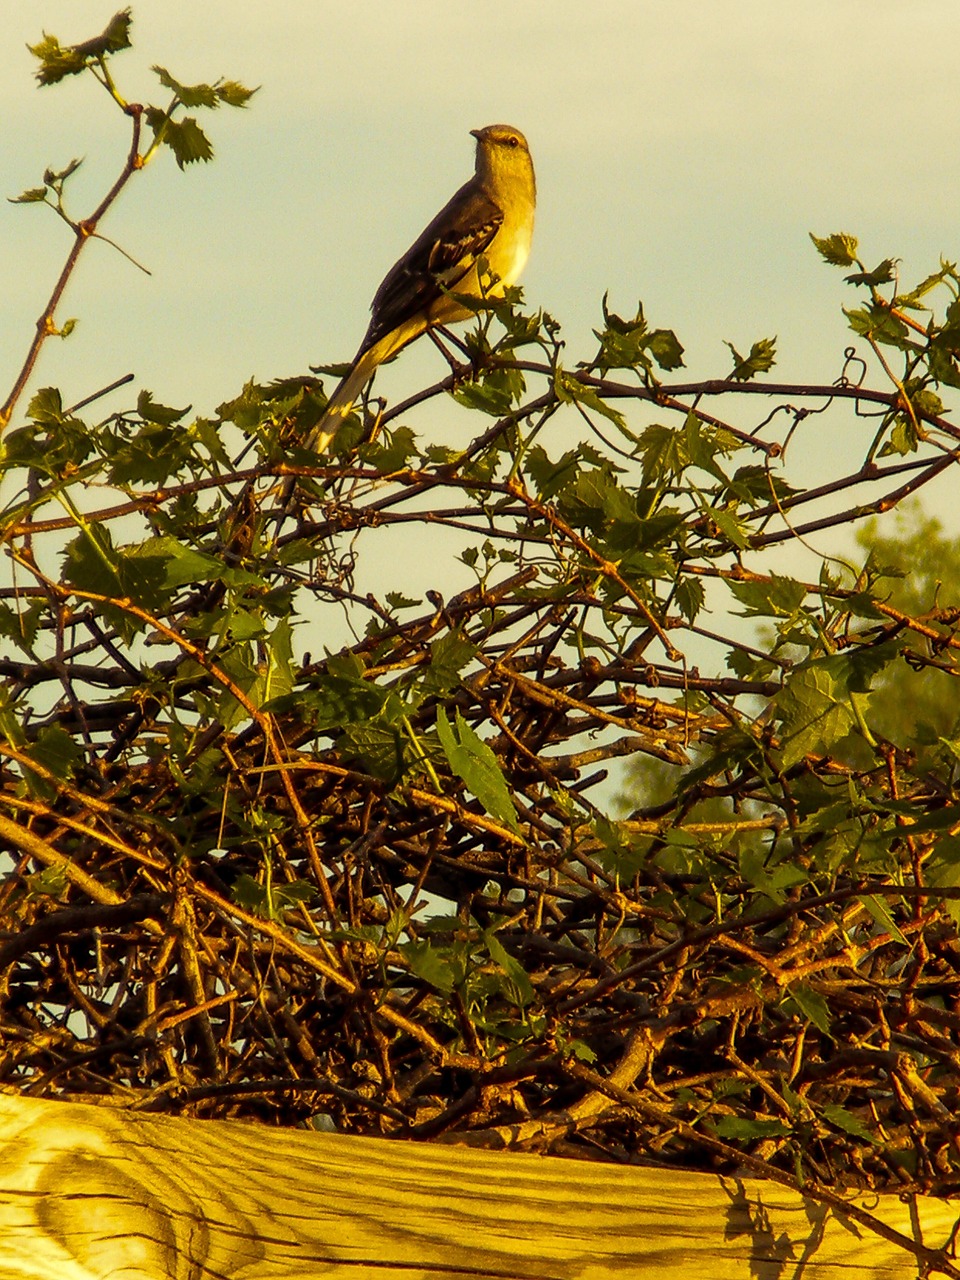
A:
506,135,519,147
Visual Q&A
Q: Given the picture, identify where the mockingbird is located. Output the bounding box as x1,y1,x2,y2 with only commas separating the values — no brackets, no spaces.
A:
308,123,536,453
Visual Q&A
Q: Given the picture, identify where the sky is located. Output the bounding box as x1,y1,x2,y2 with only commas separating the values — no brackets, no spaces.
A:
3,2,960,545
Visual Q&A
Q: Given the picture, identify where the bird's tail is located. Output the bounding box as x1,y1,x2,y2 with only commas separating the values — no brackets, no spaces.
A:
304,347,379,455
278,335,405,513
305,324,419,455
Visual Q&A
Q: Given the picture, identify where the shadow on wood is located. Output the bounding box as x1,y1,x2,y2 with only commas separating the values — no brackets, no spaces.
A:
0,1093,956,1278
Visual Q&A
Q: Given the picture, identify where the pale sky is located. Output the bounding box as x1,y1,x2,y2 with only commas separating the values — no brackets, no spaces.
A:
3,2,960,537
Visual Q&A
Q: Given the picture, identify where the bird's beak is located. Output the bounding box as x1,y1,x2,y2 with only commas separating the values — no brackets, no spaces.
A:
470,127,482,141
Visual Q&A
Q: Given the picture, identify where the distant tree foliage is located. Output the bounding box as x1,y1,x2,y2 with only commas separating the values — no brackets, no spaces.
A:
4,15,960,1267
851,504,960,751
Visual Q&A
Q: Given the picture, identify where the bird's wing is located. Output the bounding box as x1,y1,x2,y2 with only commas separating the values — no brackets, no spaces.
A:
360,181,503,354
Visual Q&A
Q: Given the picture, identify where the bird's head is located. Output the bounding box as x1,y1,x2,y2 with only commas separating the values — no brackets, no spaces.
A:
470,124,535,194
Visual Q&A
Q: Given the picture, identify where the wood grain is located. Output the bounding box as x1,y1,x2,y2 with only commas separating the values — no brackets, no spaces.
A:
0,1092,956,1278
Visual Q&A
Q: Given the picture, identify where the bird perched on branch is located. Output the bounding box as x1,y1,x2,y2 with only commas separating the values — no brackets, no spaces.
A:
307,123,536,454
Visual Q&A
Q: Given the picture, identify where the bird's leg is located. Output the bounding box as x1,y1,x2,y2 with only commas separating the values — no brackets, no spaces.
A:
428,326,478,384
354,391,386,448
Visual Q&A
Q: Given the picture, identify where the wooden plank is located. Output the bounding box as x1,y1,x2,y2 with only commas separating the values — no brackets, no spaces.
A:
0,1092,956,1278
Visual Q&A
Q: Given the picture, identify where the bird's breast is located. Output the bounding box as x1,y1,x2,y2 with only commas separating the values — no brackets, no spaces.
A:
498,204,535,287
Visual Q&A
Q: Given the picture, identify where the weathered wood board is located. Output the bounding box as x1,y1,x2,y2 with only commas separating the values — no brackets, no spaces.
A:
0,1092,956,1278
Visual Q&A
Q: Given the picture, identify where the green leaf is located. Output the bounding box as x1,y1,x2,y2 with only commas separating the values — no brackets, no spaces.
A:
170,116,214,168
739,847,809,903
591,296,686,374
44,158,84,188
591,814,652,880
810,231,859,267
896,266,952,308
484,930,534,1006
592,316,648,371
127,536,223,589
646,328,685,371
452,379,513,416
843,304,913,350
525,445,581,500
365,425,419,472
555,371,627,430
25,865,69,900
0,600,43,655
105,421,198,484
29,10,132,85
79,9,133,56
712,1115,791,1140
775,642,902,768
137,390,191,425
636,422,688,482
726,465,797,507
879,416,919,457
910,385,944,417
214,644,261,730
419,630,478,698
925,839,960,926
674,576,705,623
29,35,88,85
10,187,49,205
262,617,295,705
709,507,752,551
436,708,520,833
324,923,383,945
385,592,420,611
27,386,70,427
274,880,316,909
216,80,258,108
858,893,908,945
728,574,806,619
15,726,83,800
566,1039,597,1063
889,804,960,835
724,337,777,382
152,65,219,109
398,940,456,993
276,663,390,731
232,874,273,918
221,610,267,642
820,1103,880,1145
726,646,776,681
339,721,405,783
775,671,852,768
683,411,738,479
29,725,83,783
793,801,856,839
845,258,897,288
599,295,647,338
62,525,124,597
927,342,960,390
678,727,762,794
564,468,634,529
784,983,832,1036
156,116,214,169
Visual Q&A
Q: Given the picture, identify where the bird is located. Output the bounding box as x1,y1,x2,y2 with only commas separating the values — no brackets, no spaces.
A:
306,124,536,454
